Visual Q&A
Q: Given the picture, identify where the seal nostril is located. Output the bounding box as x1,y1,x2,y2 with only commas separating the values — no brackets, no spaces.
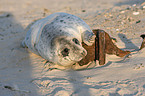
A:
81,50,86,56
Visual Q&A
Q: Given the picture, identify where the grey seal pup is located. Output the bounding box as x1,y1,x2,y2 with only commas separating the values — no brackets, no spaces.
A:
22,12,95,70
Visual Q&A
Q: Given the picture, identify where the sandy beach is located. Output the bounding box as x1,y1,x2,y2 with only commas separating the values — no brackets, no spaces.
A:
0,0,145,95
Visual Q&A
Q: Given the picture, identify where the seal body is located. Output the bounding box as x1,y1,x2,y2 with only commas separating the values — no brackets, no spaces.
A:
22,12,95,67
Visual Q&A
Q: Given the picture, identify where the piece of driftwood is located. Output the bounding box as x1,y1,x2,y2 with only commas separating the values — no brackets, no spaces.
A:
78,29,131,66
140,34,145,50
95,29,106,65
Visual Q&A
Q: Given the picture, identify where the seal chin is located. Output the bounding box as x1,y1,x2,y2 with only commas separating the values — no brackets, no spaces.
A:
58,58,75,67
64,56,82,63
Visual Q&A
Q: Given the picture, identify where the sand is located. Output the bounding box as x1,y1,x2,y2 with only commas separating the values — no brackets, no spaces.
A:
0,0,145,96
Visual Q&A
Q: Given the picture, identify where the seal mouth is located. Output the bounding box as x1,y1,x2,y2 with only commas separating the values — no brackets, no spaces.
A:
64,56,72,61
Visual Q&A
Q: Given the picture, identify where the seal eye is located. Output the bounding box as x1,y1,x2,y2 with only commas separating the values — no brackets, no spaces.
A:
61,48,70,57
72,38,80,45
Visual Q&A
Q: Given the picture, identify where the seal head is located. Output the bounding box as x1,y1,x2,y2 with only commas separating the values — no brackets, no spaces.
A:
51,36,87,66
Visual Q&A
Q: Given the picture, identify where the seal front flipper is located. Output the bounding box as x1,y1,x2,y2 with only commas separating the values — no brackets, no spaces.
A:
82,30,96,46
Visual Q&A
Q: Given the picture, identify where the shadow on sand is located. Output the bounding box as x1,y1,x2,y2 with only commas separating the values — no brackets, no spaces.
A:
115,0,145,6
118,33,139,51
0,12,38,96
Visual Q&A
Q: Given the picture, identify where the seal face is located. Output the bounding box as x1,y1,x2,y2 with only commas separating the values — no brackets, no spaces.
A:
22,12,95,67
